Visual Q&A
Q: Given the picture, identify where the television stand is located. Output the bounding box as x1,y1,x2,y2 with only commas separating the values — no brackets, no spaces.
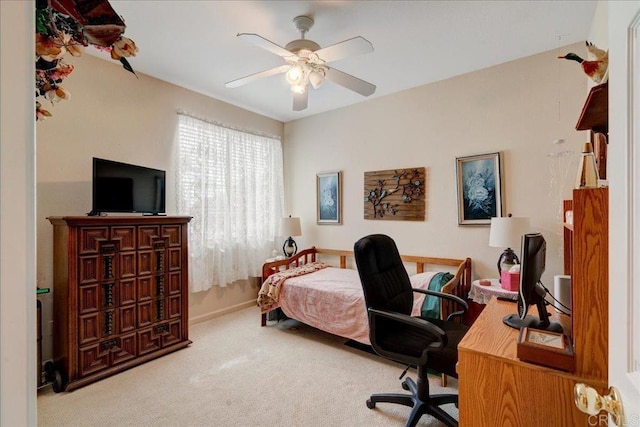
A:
502,313,564,333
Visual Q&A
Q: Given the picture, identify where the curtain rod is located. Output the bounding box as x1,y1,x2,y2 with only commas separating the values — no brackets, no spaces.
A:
177,109,281,141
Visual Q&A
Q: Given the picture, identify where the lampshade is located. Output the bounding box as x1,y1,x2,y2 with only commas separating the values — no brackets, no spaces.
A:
309,69,325,89
286,65,304,85
489,216,530,250
280,216,302,237
490,216,530,281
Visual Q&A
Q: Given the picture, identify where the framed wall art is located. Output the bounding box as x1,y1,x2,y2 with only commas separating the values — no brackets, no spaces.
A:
317,171,342,224
456,152,503,225
364,167,426,221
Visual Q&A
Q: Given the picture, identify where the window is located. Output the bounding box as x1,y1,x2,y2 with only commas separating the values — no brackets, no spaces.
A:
176,113,284,292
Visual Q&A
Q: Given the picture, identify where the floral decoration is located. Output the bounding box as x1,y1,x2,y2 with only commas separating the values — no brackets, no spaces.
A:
464,171,493,215
35,0,138,120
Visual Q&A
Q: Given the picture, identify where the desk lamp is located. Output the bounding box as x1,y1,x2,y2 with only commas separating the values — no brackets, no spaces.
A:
489,215,530,280
280,216,302,258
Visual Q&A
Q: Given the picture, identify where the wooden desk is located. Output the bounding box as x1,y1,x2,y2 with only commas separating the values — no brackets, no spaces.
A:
458,298,608,426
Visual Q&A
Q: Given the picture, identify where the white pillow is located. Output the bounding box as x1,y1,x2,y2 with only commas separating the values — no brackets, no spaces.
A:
410,271,438,290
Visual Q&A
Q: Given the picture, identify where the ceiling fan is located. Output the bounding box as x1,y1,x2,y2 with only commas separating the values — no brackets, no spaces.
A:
225,15,376,111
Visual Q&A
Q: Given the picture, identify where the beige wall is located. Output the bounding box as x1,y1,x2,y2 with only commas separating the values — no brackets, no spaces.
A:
1,1,37,425
589,1,608,50
284,43,587,284
36,54,284,359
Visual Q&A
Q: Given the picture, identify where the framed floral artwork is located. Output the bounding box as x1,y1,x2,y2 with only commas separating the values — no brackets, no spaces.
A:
456,152,503,225
317,171,342,224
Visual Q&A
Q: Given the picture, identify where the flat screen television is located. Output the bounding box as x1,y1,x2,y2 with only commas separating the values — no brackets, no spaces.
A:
502,233,563,332
91,158,166,215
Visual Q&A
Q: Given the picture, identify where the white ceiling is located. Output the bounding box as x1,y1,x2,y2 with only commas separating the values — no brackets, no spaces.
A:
106,1,597,123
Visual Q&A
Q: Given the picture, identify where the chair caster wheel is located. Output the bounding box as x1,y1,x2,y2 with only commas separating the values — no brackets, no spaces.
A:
366,399,376,409
402,379,410,390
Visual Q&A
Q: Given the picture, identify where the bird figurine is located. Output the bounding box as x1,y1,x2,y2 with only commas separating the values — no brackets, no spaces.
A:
558,41,609,84
585,41,608,62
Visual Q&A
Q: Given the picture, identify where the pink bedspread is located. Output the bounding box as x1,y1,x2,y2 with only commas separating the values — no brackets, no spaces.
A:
257,262,328,313
277,267,433,345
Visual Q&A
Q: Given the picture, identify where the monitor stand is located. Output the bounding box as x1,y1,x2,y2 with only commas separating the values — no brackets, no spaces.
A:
502,314,564,333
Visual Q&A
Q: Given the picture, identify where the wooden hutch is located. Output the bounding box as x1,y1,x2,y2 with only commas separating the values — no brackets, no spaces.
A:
458,83,609,426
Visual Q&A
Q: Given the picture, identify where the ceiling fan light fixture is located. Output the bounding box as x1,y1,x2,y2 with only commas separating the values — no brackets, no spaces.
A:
228,15,376,112
285,64,304,85
309,69,325,89
290,84,307,94
297,48,313,58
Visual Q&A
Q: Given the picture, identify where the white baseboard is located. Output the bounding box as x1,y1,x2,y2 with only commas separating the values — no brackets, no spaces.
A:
189,300,256,325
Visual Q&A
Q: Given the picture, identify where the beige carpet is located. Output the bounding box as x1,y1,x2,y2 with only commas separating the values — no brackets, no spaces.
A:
37,307,458,426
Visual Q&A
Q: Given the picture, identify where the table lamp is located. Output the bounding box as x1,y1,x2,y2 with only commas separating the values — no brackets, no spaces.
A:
280,215,302,258
489,215,530,280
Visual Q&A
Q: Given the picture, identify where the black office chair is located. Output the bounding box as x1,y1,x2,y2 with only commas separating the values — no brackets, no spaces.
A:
353,234,469,427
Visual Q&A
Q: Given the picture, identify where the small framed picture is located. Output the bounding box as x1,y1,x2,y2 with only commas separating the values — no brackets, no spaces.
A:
456,152,503,225
317,171,342,225
517,327,575,372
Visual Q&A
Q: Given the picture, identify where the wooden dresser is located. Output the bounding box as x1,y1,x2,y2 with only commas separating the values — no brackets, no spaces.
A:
47,216,192,392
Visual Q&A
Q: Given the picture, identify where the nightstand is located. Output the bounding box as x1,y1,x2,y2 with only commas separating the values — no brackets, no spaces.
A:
467,279,518,324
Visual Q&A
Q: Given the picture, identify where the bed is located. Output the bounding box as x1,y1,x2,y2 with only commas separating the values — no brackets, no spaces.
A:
257,247,472,346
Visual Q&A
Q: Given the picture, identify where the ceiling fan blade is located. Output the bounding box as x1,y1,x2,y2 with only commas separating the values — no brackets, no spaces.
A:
237,33,295,59
325,67,376,97
314,36,373,63
293,90,308,111
225,64,291,88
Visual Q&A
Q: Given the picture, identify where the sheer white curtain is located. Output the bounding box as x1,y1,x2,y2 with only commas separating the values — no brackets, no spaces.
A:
176,113,284,292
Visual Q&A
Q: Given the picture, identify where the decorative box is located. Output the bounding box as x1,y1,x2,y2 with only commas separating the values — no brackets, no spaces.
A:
500,271,520,291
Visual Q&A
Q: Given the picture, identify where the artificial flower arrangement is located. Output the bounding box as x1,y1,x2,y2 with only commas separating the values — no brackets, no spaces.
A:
35,0,138,120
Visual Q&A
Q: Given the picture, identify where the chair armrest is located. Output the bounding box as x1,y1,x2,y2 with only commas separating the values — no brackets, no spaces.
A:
413,288,469,310
412,288,469,321
368,307,446,349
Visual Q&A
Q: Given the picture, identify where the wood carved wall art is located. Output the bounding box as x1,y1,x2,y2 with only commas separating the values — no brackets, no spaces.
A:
364,167,426,221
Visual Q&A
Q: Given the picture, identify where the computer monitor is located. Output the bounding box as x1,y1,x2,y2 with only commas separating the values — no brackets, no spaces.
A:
502,233,563,332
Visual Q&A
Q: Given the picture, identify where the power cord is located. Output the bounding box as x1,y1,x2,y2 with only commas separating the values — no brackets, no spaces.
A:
540,281,571,316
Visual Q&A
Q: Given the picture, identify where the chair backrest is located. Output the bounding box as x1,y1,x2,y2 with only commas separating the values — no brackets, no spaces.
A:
354,234,413,316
